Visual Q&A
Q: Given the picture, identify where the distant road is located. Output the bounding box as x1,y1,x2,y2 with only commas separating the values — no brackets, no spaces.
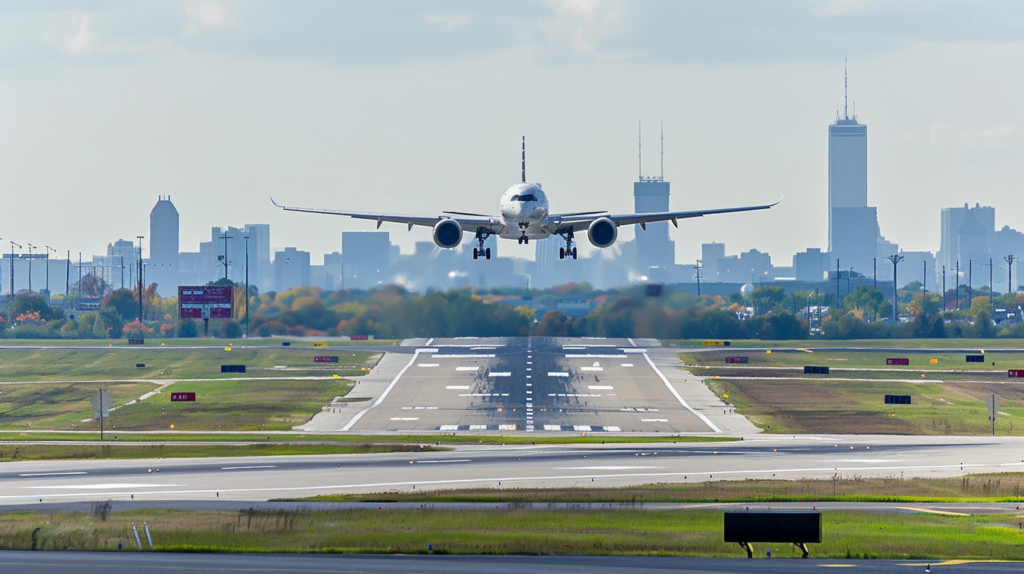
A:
0,551,1011,574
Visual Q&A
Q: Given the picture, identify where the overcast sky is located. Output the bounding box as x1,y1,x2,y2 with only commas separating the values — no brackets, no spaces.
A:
3,1,1024,266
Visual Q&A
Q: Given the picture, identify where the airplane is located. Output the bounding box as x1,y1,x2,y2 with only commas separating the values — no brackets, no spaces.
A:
272,138,778,261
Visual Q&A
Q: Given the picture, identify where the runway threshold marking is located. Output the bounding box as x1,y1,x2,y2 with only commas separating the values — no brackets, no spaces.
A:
642,352,721,433
341,349,426,431
446,385,471,390
456,367,479,371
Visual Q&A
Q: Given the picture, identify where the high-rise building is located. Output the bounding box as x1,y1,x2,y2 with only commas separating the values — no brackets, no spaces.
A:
828,64,878,273
341,231,391,289
106,239,137,290
274,247,310,292
634,122,675,272
149,196,179,296
938,203,995,284
701,242,726,281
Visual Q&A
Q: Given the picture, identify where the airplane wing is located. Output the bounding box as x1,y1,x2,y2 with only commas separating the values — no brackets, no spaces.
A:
272,199,504,232
552,200,780,232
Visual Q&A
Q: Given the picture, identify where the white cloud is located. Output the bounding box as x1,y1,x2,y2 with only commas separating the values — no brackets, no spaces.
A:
423,14,471,32
185,2,228,35
930,123,1015,155
808,0,877,17
62,13,97,56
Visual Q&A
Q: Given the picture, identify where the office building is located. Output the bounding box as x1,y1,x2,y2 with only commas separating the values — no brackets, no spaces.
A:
634,123,675,272
341,232,391,289
274,247,310,292
938,203,995,285
149,196,180,296
793,248,831,282
701,242,725,281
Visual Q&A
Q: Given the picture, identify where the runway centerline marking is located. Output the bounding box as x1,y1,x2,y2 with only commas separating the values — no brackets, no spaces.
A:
221,465,276,470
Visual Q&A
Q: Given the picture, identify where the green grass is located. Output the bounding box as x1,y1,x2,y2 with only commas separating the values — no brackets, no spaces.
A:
0,431,735,445
0,347,379,382
294,473,1024,504
0,442,432,461
3,508,1024,559
0,337,399,348
666,338,1024,349
679,349,1024,372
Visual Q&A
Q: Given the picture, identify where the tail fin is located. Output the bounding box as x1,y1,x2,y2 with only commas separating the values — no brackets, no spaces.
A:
521,136,526,183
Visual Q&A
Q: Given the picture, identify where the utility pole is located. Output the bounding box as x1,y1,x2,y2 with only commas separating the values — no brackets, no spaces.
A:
9,241,22,296
695,259,701,296
120,256,124,289
26,244,34,292
1006,255,1018,297
887,254,904,323
219,231,233,281
836,258,841,308
873,258,877,290
45,246,56,296
984,258,994,315
243,235,249,337
65,250,70,309
923,260,927,300
137,236,144,322
969,260,973,308
956,260,960,310
942,265,946,312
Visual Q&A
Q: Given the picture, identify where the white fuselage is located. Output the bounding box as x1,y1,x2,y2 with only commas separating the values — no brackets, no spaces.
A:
499,183,551,239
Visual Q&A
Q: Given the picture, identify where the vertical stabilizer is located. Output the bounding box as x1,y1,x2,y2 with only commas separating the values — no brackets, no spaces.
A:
521,136,526,183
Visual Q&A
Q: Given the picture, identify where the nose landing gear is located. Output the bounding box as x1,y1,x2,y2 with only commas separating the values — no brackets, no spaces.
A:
473,228,492,260
516,222,530,245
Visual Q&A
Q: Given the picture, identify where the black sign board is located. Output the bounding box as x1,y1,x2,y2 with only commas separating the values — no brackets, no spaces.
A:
885,394,912,405
724,512,821,544
282,341,291,346
171,392,196,402
221,365,246,373
966,354,985,363
128,338,145,345
314,356,339,363
136,363,145,368
725,357,748,364
886,358,909,366
804,366,829,374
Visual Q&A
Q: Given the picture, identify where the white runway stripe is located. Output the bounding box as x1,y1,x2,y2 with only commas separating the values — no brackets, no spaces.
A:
432,354,496,358
548,372,569,377
588,385,614,390
445,385,471,390
488,372,511,377
456,366,480,371
418,364,439,367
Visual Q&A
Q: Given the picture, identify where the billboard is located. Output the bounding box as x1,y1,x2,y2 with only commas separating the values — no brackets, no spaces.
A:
179,286,233,319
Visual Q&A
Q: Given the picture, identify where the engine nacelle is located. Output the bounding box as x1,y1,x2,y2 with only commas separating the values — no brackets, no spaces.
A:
587,217,618,248
432,219,463,248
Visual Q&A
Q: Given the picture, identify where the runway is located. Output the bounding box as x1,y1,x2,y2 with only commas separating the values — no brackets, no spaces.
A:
305,337,733,434
3,435,1024,503
0,551,1012,573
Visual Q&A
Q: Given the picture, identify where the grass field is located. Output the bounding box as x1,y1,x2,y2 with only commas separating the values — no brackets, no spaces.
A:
3,507,1023,559
0,347,378,382
667,338,1024,350
297,473,1024,504
0,338,399,348
0,432,735,445
680,349,1024,435
0,442,431,461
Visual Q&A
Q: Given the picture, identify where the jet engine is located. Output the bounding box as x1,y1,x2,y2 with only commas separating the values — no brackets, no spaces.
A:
432,219,463,248
587,217,617,248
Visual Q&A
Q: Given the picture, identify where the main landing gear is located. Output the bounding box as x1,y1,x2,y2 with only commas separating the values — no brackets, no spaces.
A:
473,229,492,260
558,229,577,260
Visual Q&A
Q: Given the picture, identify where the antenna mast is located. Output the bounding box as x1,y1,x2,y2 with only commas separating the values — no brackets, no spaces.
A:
660,121,664,180
638,120,642,180
521,136,525,183
844,57,848,120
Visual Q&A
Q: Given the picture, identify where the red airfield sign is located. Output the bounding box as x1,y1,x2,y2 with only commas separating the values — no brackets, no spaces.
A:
179,286,233,319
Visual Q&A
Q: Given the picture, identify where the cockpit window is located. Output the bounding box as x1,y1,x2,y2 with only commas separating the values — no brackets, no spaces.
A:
518,194,537,202
510,195,519,201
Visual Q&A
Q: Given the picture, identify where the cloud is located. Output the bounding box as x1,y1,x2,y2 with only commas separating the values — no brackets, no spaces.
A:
893,130,917,145
186,2,228,28
930,123,1015,155
62,12,97,55
423,14,471,32
808,0,877,17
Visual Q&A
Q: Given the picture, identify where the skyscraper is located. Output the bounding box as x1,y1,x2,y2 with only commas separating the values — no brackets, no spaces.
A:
634,122,674,273
149,196,180,296
828,63,878,273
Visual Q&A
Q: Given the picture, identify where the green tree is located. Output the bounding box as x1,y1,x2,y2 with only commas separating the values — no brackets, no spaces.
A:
6,293,63,323
177,319,199,338
101,289,139,321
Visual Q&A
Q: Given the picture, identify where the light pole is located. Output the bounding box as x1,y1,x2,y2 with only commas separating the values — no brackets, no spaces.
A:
9,241,22,296
887,254,904,323
137,236,144,322
942,265,946,312
45,246,56,296
26,244,35,293
244,236,250,338
219,230,233,281
1006,255,1018,297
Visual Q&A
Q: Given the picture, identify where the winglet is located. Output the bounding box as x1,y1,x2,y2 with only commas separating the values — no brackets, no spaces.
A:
270,197,282,208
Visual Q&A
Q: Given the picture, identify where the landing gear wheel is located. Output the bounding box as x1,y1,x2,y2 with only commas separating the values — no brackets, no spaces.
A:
485,248,491,260
559,247,565,260
572,247,577,260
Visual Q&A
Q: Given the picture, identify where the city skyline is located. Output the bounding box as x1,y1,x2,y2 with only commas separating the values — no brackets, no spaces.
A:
3,3,1024,266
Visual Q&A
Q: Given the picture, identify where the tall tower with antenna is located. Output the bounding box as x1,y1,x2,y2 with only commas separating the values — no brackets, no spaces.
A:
634,120,674,275
829,59,879,277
